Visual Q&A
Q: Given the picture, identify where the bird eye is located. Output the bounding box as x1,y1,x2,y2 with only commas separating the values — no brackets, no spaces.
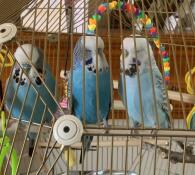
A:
98,48,102,53
125,50,128,57
122,49,128,57
22,63,31,73
35,76,42,86
37,68,43,74
22,63,31,69
137,60,141,65
132,58,141,65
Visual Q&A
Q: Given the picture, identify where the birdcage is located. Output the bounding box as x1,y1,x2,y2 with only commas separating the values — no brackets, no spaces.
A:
0,0,195,174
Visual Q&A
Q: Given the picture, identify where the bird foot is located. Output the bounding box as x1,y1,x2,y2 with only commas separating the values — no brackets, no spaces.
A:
103,119,109,133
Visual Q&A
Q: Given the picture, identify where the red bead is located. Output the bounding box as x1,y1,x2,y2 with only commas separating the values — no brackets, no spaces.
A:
125,3,131,13
162,51,168,57
133,6,137,13
165,76,170,81
149,27,157,33
98,5,107,13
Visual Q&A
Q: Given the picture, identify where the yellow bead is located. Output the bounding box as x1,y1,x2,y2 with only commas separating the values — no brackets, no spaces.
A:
140,15,148,24
88,24,96,31
109,1,117,10
164,67,170,71
113,1,117,6
146,18,152,25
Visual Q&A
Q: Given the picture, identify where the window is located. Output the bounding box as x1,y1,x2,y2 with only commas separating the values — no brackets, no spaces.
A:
21,0,89,33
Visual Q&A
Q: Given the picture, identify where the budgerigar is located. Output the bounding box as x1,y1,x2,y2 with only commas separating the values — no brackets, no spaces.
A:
5,44,57,155
163,12,179,33
118,36,170,128
163,0,195,33
71,35,111,162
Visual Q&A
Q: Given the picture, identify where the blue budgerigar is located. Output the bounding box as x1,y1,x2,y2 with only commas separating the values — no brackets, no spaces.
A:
118,36,170,128
5,44,57,155
71,35,111,162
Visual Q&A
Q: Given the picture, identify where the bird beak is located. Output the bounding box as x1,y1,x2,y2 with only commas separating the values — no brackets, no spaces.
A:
22,63,31,74
35,72,43,86
125,64,137,77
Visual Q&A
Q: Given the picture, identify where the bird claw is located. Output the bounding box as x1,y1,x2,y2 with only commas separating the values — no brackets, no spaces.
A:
103,119,108,128
103,119,109,133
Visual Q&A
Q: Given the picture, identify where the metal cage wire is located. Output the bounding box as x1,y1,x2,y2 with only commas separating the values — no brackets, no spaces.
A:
0,0,195,174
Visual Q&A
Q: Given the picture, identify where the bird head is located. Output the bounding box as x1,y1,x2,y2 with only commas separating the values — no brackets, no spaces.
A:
120,35,156,77
14,44,44,86
73,35,108,72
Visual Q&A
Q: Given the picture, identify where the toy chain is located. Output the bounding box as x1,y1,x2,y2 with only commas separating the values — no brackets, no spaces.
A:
87,0,170,83
59,3,73,110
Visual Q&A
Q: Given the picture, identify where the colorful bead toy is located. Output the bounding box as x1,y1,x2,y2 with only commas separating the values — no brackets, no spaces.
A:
109,1,117,10
98,4,107,13
87,0,171,83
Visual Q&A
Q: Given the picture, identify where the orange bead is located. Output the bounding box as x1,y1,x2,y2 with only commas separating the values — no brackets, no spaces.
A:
163,62,170,67
154,40,160,48
89,18,96,25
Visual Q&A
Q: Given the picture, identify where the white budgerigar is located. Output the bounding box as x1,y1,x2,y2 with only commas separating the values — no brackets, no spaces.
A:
163,0,195,33
163,12,179,33
118,36,170,128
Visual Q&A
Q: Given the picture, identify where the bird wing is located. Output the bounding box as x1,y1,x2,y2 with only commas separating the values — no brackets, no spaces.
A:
153,67,171,124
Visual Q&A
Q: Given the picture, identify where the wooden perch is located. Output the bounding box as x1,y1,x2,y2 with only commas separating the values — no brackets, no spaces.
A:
160,149,195,164
39,138,168,149
168,90,195,104
145,141,195,164
113,80,195,105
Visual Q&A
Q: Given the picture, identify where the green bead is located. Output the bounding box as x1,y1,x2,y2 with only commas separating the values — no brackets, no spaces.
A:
163,57,170,62
153,37,159,41
138,11,144,19
92,14,102,21
151,35,159,40
117,1,123,8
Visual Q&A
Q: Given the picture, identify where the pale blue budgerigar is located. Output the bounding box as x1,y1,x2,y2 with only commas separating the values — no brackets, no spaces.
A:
118,36,170,128
71,35,111,162
4,44,57,155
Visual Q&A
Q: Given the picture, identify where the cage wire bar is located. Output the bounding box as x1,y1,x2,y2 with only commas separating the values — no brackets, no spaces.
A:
0,0,195,175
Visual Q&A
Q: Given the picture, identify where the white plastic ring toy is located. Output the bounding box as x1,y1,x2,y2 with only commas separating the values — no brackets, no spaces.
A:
0,23,17,44
53,115,83,146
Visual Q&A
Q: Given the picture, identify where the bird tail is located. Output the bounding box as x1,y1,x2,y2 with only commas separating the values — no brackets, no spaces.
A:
79,135,93,164
28,132,37,157
64,147,76,169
